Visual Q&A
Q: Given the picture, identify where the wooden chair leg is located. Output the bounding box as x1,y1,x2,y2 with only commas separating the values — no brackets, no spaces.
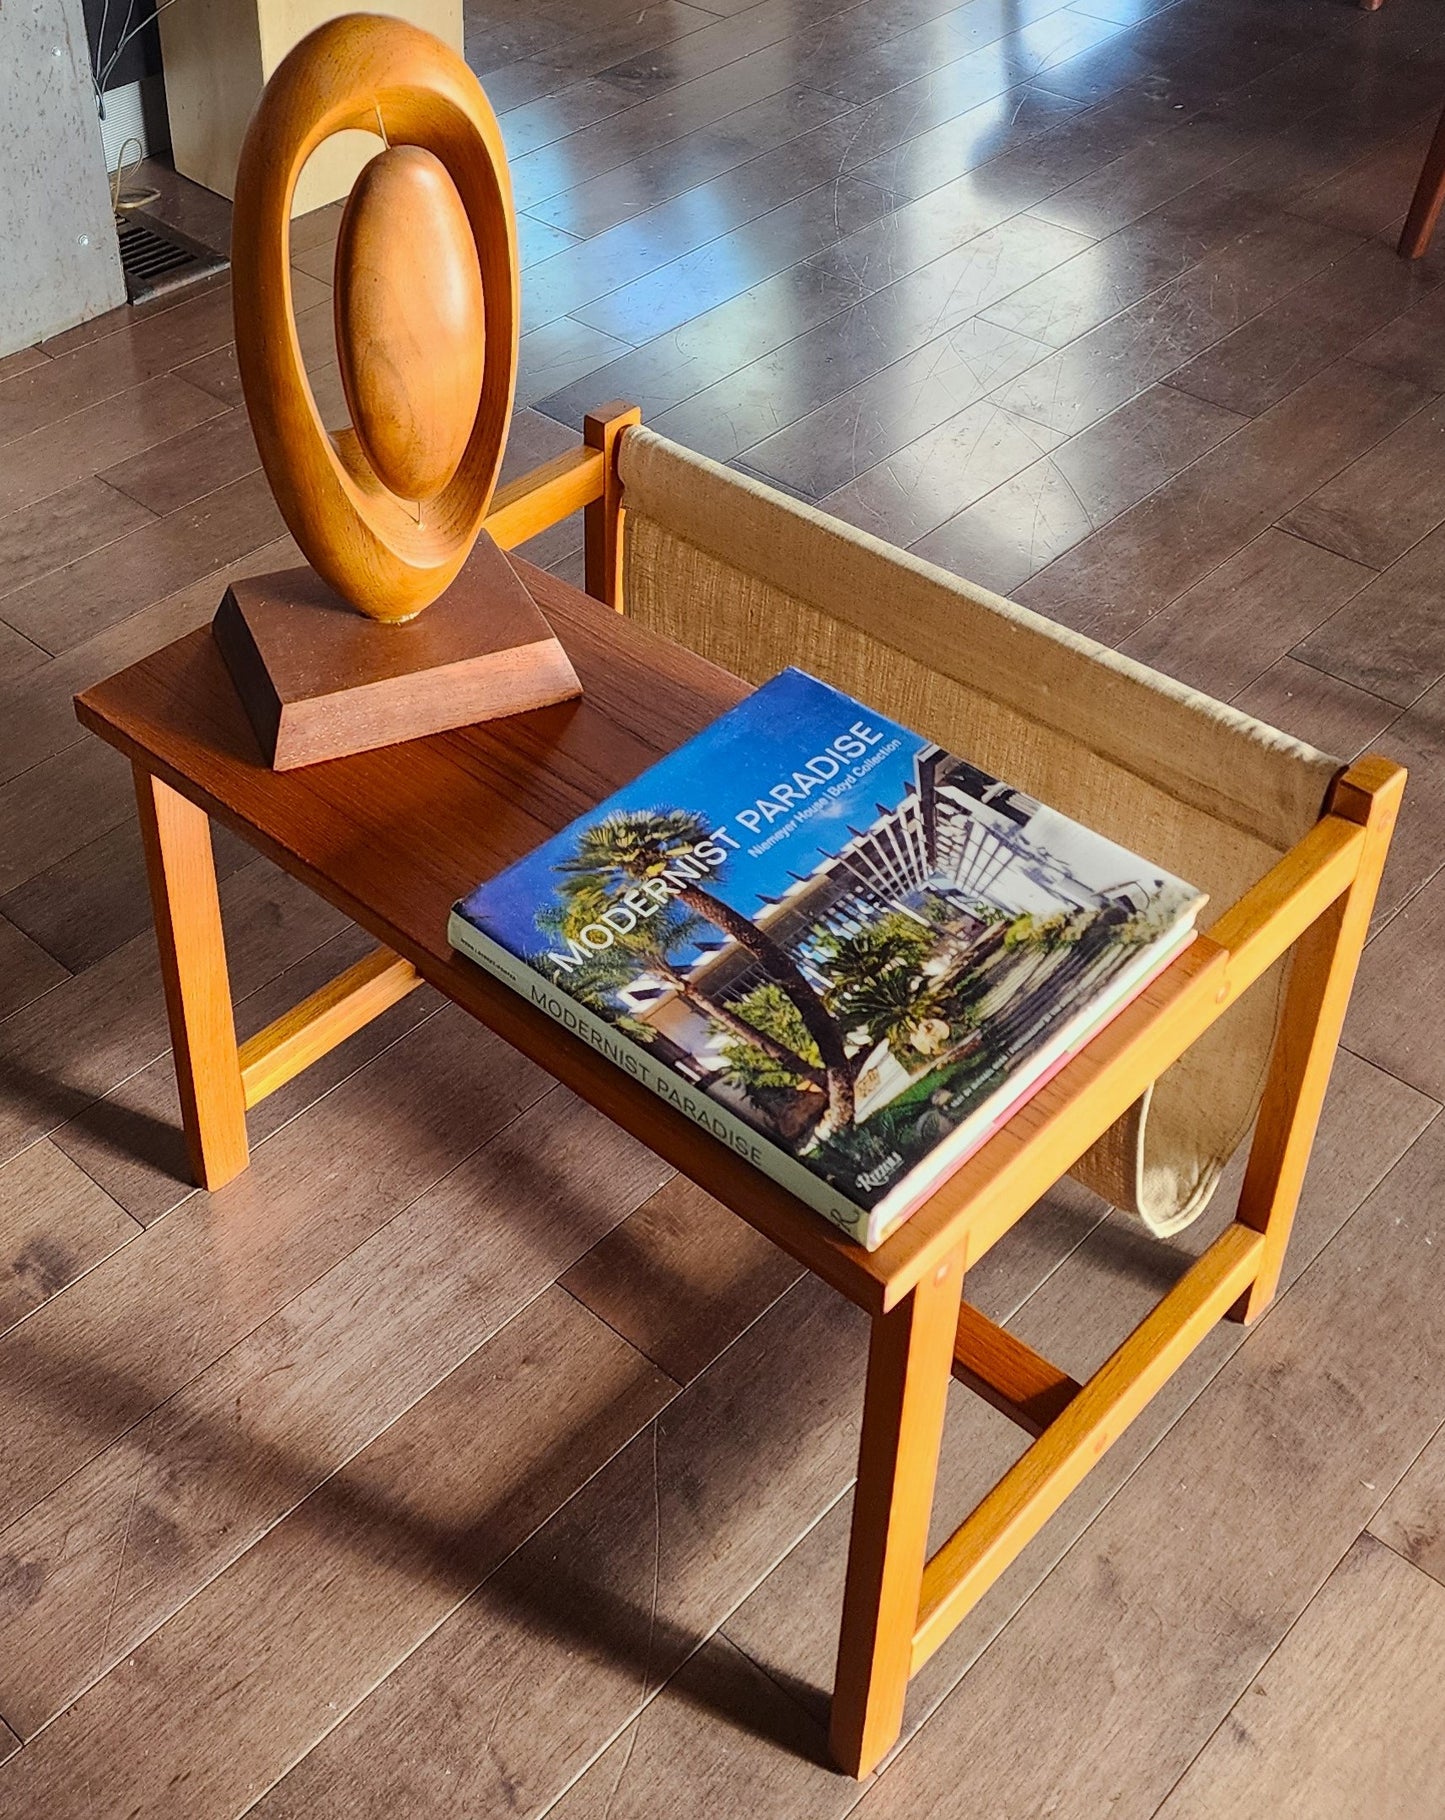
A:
1232,757,1405,1323
1400,103,1445,259
134,765,250,1191
583,401,640,610
830,1250,963,1778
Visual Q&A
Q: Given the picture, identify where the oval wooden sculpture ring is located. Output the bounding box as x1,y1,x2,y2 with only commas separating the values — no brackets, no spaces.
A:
231,15,519,623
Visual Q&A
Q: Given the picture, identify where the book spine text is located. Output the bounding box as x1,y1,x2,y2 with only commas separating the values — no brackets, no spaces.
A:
447,910,873,1244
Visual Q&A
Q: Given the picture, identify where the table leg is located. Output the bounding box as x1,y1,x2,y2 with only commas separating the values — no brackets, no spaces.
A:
1400,102,1445,259
1233,758,1403,1322
830,1250,963,1778
134,765,249,1190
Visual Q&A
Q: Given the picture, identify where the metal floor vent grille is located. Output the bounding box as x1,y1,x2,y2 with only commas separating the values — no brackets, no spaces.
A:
116,215,228,305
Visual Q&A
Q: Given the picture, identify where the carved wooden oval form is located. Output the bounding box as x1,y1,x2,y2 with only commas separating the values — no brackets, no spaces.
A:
334,144,485,503
231,15,520,622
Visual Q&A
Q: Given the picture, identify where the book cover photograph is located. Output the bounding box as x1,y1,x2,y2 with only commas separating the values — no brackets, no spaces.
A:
450,669,1205,1248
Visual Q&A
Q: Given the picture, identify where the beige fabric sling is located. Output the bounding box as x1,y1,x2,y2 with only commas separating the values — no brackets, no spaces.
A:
616,427,1344,1234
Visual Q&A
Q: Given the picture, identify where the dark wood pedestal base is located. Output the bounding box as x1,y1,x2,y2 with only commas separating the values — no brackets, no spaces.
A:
212,534,582,769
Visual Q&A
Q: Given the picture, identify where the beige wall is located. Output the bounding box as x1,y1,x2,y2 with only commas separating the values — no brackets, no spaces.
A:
158,1,463,216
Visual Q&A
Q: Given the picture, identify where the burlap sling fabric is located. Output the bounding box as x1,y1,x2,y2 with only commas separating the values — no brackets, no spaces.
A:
616,427,1343,1234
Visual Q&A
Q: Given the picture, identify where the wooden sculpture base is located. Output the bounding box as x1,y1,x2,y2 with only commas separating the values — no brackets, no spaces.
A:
212,535,582,769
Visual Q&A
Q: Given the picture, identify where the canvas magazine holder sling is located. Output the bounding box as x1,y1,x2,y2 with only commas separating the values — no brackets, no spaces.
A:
615,426,1346,1238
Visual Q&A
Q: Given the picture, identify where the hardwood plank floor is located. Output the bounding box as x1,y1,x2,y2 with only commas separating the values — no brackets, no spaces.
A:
2,0,1444,1812
1369,1424,1445,1591
1152,1535,1445,1820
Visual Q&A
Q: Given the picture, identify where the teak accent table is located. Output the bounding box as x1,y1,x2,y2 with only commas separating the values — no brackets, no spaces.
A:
76,419,1402,1781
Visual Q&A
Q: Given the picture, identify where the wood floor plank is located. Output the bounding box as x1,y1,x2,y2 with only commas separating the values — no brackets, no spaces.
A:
1278,393,1445,572
0,1005,552,1537
561,1174,803,1384
0,469,285,655
0,1141,138,1339
1289,116,1440,240
243,1276,869,1820
463,7,574,76
977,211,1205,350
909,382,1243,591
1116,527,1374,700
520,113,897,334
506,45,806,209
545,2,723,80
285,199,344,253
524,86,852,239
0,479,155,603
1344,676,1445,929
0,375,225,519
0,621,46,681
97,406,261,516
168,343,245,407
1164,238,1445,419
0,531,297,790
481,59,575,112
0,736,137,898
780,0,1081,112
0,283,238,446
1230,659,1400,762
1026,88,1292,241
497,71,642,162
546,1635,843,1820
1369,1425,1445,1594
0,858,345,1169
593,0,876,98
987,210,1363,441
1014,360,1430,641
810,4,1122,110
0,1286,673,1819
0,813,256,975
1346,868,1445,1102
0,914,67,1022
1039,6,1311,114
649,213,1088,468
49,923,442,1227
516,316,633,411
1292,520,1445,709
833,60,1085,184
741,318,1053,497
567,176,894,346
824,403,1067,552
0,1090,669,1740
1153,1536,1445,1820
518,213,581,268
845,79,1092,203
0,346,49,382
1071,0,1187,21
840,1110,1445,1820
1352,282,1445,394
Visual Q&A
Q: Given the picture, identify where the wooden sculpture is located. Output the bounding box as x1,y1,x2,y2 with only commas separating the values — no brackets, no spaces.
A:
212,14,580,769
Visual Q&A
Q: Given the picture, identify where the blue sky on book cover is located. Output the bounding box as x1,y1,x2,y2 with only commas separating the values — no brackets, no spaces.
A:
462,669,923,963
455,669,1201,1210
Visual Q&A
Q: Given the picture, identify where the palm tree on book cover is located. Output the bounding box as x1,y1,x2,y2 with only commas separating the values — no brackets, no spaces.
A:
556,808,858,1129
539,887,828,1092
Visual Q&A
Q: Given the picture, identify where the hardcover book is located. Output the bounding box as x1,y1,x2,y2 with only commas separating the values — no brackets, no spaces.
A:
449,669,1206,1250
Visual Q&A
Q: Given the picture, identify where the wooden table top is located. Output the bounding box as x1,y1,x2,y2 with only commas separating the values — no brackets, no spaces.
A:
79,563,749,976
76,559,1225,1315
